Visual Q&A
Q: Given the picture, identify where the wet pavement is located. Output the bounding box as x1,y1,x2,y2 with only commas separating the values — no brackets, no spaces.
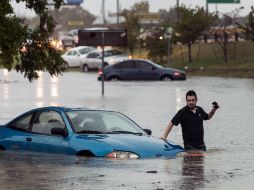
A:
0,69,254,190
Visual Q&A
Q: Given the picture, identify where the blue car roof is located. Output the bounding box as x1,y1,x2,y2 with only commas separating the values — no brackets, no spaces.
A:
22,106,94,114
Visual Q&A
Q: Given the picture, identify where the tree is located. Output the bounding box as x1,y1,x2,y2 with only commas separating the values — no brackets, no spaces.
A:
239,6,254,41
214,7,243,63
122,10,140,56
173,6,216,63
122,1,150,56
0,0,66,81
131,1,149,13
214,14,233,63
159,8,178,26
145,28,168,64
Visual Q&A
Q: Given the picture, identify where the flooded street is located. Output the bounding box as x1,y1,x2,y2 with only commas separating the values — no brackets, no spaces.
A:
0,69,254,190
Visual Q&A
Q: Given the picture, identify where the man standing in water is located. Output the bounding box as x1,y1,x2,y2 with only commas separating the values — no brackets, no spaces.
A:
161,90,219,152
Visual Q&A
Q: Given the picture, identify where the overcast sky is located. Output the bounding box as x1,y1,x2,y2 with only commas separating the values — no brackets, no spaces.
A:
12,0,254,18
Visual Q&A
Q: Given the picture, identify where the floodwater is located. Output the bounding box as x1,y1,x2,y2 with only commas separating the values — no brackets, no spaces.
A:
0,69,254,190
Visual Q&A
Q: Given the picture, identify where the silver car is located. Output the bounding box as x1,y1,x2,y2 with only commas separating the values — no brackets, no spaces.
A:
61,46,96,67
80,48,129,72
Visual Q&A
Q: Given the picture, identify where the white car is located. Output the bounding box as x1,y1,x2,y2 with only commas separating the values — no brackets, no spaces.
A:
61,46,96,67
80,49,129,72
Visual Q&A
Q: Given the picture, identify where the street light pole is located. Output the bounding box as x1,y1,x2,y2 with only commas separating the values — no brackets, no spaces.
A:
166,27,173,67
168,36,171,67
101,32,105,96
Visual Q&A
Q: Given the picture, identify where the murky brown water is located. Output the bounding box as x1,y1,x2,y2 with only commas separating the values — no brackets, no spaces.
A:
0,69,254,190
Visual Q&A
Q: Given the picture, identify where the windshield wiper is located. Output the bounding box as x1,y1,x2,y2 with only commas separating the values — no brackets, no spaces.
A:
108,130,143,136
77,130,104,134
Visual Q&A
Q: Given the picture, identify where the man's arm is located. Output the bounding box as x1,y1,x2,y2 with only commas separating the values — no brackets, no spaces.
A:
208,108,216,120
160,122,174,140
207,102,219,120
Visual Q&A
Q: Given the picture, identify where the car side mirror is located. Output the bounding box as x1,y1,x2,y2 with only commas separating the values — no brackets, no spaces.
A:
143,129,152,135
151,66,156,70
51,128,68,137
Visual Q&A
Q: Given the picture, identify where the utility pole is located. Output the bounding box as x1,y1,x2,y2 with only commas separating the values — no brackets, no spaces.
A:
101,0,106,25
206,0,209,15
116,0,120,24
176,0,179,22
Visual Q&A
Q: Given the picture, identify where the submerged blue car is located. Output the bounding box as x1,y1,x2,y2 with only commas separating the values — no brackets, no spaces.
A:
0,107,183,158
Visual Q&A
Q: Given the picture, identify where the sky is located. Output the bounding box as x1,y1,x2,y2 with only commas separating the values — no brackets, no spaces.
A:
11,0,254,18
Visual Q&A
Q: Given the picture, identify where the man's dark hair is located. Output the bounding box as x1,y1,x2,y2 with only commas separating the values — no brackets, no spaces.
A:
186,90,197,99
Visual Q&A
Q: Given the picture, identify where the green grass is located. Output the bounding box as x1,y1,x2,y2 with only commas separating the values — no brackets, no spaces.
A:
133,41,254,78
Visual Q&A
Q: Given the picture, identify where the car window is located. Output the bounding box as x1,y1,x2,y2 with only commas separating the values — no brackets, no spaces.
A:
134,61,151,69
66,111,145,135
79,47,94,55
67,51,72,56
8,113,33,131
87,52,101,58
114,61,134,69
102,113,139,133
67,111,108,133
72,51,79,56
104,49,122,57
31,110,65,135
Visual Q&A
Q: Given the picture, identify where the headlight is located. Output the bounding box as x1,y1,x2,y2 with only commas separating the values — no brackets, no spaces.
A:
105,151,139,159
176,151,186,157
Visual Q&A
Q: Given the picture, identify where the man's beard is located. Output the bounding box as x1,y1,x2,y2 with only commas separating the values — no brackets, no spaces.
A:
188,104,196,109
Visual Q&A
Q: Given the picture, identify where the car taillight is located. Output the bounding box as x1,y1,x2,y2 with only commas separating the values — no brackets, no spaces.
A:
98,69,103,75
174,72,180,76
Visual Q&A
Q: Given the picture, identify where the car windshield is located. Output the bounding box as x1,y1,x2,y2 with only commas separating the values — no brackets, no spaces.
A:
66,110,146,135
104,50,122,57
79,47,95,55
148,60,164,68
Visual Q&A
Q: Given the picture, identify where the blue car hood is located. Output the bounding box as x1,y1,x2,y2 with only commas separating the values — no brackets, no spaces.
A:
78,134,183,158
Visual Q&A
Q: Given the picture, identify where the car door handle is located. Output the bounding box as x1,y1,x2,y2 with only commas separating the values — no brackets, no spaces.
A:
26,137,32,142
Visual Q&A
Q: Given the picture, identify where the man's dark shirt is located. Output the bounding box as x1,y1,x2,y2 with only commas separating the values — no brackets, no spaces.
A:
171,106,208,146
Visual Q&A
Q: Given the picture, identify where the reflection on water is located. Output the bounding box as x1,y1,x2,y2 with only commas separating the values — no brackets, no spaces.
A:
3,83,8,103
179,155,205,190
34,72,59,107
51,76,58,97
3,69,9,106
175,88,184,111
36,72,44,98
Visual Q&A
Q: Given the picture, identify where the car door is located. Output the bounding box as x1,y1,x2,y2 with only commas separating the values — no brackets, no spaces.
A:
70,50,81,67
64,50,80,67
114,60,138,80
134,60,159,80
2,113,34,151
86,52,102,69
26,110,74,154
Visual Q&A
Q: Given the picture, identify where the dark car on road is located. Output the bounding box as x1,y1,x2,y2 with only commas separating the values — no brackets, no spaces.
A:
98,59,186,81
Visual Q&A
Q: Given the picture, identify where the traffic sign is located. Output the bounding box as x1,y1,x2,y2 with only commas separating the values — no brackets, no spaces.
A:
47,0,83,5
207,0,240,3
